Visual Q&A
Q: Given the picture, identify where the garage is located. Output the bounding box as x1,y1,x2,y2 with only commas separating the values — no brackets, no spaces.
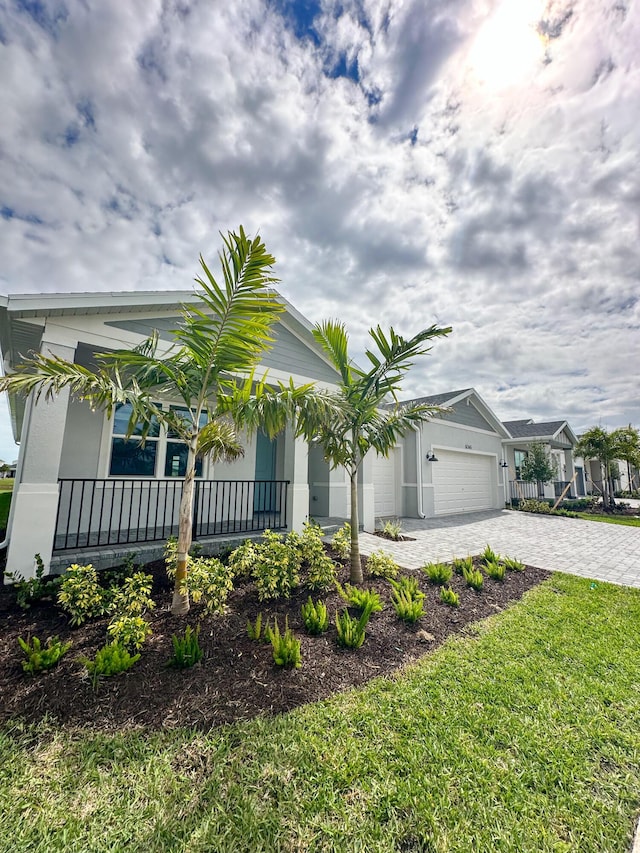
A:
373,452,397,518
432,449,495,515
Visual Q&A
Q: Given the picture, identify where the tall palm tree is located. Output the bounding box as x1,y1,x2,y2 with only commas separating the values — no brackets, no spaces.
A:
575,426,622,509
0,227,323,615
307,320,452,584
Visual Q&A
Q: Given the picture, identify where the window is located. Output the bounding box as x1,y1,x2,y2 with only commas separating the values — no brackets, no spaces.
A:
514,449,527,480
164,406,208,478
109,403,160,476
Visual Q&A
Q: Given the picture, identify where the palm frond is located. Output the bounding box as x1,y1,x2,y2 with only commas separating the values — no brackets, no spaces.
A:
312,320,353,387
197,419,245,463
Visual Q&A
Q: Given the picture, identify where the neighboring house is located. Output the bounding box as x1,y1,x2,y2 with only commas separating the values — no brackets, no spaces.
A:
501,418,583,500
0,290,358,580
372,389,510,519
575,452,639,498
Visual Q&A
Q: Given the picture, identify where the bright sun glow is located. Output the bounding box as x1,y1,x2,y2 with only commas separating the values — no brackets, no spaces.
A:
468,0,548,89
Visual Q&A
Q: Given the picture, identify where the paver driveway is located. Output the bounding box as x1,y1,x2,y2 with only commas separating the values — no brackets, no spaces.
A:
357,510,640,588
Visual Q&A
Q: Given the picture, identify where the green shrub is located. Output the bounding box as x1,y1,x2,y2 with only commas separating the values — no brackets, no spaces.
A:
335,602,375,649
296,523,337,591
181,556,235,615
106,615,152,650
480,544,500,564
109,572,155,617
18,635,71,674
452,555,474,575
519,499,552,514
269,617,302,668
423,562,453,584
331,522,351,560
463,566,484,591
439,586,459,607
366,550,399,579
57,564,109,626
82,643,140,691
381,519,403,540
485,560,506,581
246,613,264,641
503,556,525,572
168,625,203,669
301,596,329,635
228,540,258,580
389,576,425,624
252,530,301,601
336,582,383,613
390,574,422,598
5,555,61,610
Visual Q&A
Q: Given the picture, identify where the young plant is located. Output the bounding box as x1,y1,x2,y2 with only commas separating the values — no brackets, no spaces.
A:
301,596,329,635
480,545,500,565
335,602,375,649
57,564,109,626
381,519,403,540
228,540,258,580
168,625,203,669
109,572,155,617
106,615,152,650
296,523,337,591
82,643,140,691
439,586,459,607
330,522,351,560
423,562,453,585
336,583,383,613
252,530,301,601
269,617,302,668
18,635,71,674
5,556,61,610
452,555,474,575
519,499,552,514
181,556,235,615
463,565,484,591
246,613,264,641
391,574,422,598
365,550,399,579
503,556,525,572
485,560,506,581
390,577,425,624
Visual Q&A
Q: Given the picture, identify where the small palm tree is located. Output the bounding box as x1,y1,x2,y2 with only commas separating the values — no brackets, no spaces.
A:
0,227,324,615
307,320,451,583
575,426,626,509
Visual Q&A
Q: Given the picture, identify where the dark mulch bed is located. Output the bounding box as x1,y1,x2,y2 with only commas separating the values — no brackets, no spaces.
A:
373,531,416,542
0,552,549,733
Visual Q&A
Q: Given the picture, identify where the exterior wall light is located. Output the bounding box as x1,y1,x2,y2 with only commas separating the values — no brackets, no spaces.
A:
426,452,438,462
499,460,509,468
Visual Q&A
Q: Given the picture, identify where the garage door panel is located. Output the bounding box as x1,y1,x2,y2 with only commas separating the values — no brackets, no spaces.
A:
374,454,396,517
433,450,494,515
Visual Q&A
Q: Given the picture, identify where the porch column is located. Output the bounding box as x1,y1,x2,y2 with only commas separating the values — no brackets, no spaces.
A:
358,451,375,533
283,425,309,533
563,448,575,496
6,341,75,580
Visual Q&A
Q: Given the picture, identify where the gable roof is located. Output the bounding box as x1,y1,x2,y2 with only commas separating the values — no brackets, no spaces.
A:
403,388,473,407
400,388,510,438
502,419,578,445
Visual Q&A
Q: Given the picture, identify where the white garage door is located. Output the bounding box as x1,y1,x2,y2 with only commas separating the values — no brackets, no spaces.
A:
432,449,494,516
373,453,397,517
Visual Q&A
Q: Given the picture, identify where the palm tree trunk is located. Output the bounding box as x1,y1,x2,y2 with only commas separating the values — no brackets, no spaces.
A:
349,467,363,584
171,434,198,616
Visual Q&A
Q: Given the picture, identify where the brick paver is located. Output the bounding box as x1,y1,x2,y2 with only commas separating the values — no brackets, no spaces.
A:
357,510,640,588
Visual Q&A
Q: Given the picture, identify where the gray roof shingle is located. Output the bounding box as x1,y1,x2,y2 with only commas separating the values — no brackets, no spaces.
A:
503,420,566,439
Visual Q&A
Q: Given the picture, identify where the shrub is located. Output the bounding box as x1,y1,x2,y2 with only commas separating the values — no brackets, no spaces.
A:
381,519,403,540
519,499,552,514
503,556,525,572
109,572,155,617
439,586,459,607
107,615,152,650
485,560,505,581
182,556,235,615
366,550,399,579
301,596,329,635
331,522,351,560
269,617,302,668
168,625,203,669
390,575,422,598
452,555,474,575
246,613,264,641
295,523,337,591
336,583,383,613
389,576,425,624
82,643,140,691
5,555,61,610
228,540,258,580
423,562,453,585
252,530,301,601
18,635,71,674
335,602,375,649
480,544,500,564
463,566,484,591
57,564,109,626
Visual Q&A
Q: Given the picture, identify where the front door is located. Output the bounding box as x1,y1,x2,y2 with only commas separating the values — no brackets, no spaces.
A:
254,431,277,511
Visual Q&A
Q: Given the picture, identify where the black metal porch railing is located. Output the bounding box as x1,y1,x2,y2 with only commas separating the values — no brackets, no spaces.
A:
54,479,289,552
553,481,575,499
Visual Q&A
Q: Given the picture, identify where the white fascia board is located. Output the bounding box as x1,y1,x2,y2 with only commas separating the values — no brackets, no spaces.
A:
3,290,194,317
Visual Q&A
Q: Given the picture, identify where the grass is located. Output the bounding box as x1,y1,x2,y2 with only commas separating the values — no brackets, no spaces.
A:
0,492,11,530
574,512,640,527
0,479,14,493
1,574,639,852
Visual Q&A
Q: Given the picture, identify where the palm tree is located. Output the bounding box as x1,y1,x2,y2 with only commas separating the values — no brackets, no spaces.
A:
0,227,323,615
307,320,451,584
575,427,621,509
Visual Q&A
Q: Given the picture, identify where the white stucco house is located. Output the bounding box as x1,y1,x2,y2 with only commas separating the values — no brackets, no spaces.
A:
0,290,364,580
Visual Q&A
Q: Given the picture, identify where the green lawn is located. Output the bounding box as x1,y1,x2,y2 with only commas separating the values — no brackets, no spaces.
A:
1,574,639,852
574,512,640,527
0,492,11,530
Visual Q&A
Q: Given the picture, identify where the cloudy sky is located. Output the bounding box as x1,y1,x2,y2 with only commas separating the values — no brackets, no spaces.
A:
0,0,638,460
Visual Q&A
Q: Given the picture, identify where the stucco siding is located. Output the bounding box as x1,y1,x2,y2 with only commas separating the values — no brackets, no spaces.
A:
59,400,103,479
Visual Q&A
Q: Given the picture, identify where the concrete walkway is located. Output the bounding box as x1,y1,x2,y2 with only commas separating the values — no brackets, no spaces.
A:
356,510,640,588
